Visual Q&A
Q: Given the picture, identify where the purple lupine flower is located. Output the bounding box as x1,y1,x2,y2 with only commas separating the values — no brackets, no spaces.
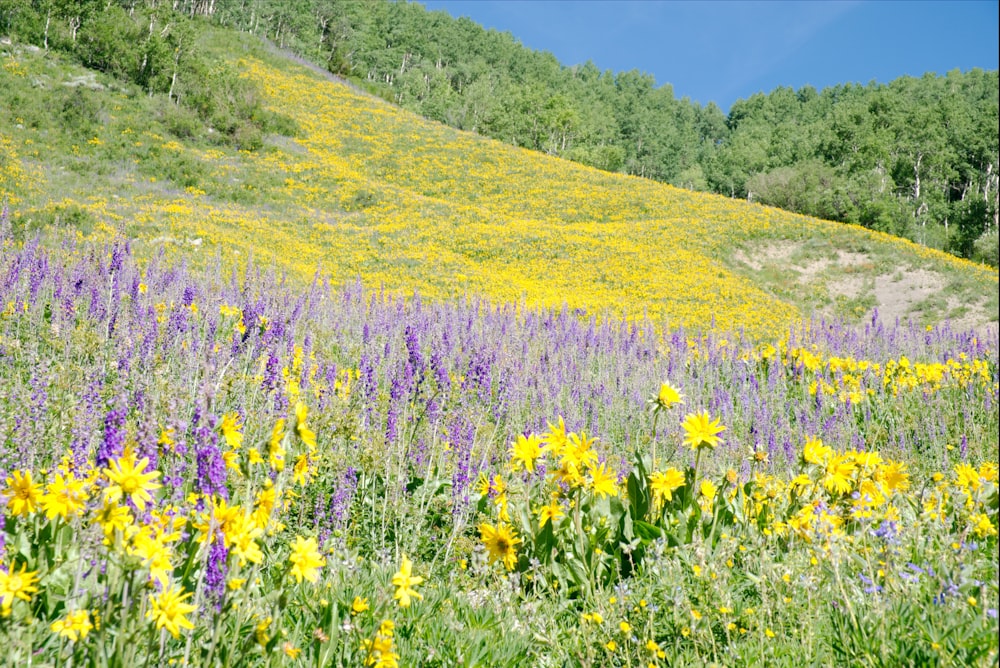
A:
329,467,358,531
429,343,450,394
97,405,127,469
405,325,425,386
425,395,441,426
872,520,899,545
70,377,102,472
858,573,882,595
88,284,105,321
300,333,313,388
181,284,196,307
359,352,377,426
193,409,228,499
464,349,493,403
28,253,48,303
204,531,228,612
167,301,189,335
27,371,49,447
109,239,127,274
261,350,286,412
449,417,475,515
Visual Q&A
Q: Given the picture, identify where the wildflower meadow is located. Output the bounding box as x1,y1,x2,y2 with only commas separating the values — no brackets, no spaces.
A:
0,214,997,666
0,23,998,668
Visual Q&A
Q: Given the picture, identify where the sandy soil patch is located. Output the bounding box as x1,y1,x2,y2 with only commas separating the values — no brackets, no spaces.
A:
733,240,799,271
872,269,944,324
829,275,866,299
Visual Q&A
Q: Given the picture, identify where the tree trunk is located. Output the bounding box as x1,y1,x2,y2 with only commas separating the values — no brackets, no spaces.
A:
875,160,886,194
168,48,181,102
986,162,998,230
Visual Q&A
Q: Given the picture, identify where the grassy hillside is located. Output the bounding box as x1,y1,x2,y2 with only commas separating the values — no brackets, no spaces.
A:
1,29,997,338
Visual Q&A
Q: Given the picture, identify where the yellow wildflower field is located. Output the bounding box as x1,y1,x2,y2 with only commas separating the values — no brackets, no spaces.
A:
2,47,996,338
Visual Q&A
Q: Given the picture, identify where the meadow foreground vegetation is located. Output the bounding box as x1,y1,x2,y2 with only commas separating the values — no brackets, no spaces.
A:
0,228,996,666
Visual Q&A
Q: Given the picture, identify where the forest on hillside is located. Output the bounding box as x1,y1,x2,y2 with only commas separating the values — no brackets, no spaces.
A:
1,0,998,264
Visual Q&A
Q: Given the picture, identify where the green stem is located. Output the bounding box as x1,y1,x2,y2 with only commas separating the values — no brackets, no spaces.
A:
706,500,720,547
572,487,592,597
650,410,661,471
691,447,703,507
831,552,860,633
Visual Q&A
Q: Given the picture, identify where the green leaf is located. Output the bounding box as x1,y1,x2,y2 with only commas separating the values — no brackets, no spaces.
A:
633,520,663,541
627,470,650,522
533,519,555,563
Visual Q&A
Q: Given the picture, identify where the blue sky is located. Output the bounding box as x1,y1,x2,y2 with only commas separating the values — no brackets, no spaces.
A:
420,0,999,112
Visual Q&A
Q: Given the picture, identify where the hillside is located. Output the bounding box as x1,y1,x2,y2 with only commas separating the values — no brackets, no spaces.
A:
209,0,999,265
0,22,998,668
1,29,997,338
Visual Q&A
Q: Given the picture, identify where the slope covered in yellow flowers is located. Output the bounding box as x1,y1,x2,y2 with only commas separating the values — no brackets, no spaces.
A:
2,35,996,337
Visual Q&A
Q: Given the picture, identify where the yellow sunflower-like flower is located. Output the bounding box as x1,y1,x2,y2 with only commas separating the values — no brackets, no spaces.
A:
479,522,522,571
954,463,982,491
294,401,317,451
803,438,833,466
362,620,399,668
129,529,174,587
146,585,197,638
0,563,40,611
40,471,89,520
654,382,684,409
509,433,543,473
391,555,423,607
4,469,42,517
228,513,264,567
822,453,857,495
103,451,162,512
219,412,244,450
288,535,325,584
877,460,910,492
351,596,370,615
650,468,685,507
586,461,618,498
268,418,287,472
50,609,93,641
681,411,725,451
536,493,565,527
541,416,570,457
92,499,133,543
971,513,996,538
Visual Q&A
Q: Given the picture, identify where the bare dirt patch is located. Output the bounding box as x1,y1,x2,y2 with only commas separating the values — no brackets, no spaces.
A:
732,239,997,331
872,269,944,323
733,240,799,271
836,250,869,266
829,275,866,299
944,297,993,334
